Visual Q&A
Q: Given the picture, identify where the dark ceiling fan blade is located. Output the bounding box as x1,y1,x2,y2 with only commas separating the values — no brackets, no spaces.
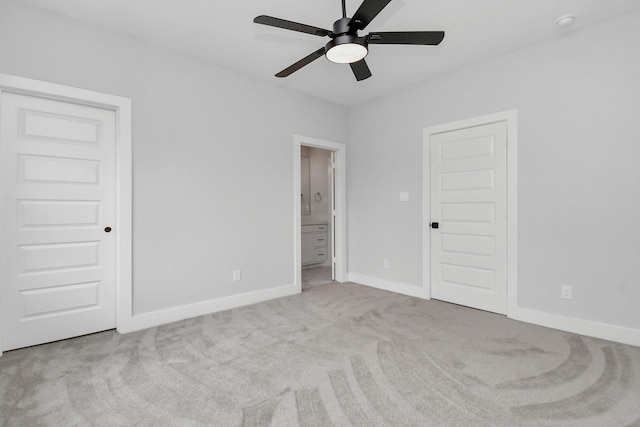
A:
349,0,392,31
254,15,332,37
349,59,372,81
275,47,326,78
367,31,445,45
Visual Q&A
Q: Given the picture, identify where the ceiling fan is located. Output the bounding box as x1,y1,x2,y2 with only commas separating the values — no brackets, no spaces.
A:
254,0,445,81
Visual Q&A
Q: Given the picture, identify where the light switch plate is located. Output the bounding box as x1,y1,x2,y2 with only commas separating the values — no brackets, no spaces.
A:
399,192,409,202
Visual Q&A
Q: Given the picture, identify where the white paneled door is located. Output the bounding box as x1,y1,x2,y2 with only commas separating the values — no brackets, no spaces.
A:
0,92,117,351
430,122,508,314
330,150,336,281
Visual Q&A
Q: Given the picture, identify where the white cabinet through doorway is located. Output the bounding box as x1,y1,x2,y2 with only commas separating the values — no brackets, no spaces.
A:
301,224,328,265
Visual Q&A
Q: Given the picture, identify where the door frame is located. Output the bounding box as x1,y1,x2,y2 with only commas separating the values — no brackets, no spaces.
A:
0,74,132,355
293,135,347,292
422,110,518,317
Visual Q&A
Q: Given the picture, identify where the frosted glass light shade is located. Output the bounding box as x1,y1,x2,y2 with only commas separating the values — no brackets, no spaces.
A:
326,43,368,64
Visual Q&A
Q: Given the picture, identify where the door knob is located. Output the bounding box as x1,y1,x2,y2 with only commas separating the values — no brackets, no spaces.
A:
104,227,112,233
430,222,439,229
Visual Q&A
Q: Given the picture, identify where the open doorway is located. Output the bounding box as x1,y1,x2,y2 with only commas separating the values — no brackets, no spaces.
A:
301,146,333,289
293,136,346,293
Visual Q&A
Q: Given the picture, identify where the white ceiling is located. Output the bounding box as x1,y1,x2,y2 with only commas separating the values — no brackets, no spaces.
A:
18,0,640,106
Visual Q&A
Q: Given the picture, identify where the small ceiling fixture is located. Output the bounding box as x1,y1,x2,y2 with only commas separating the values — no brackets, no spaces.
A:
556,14,575,28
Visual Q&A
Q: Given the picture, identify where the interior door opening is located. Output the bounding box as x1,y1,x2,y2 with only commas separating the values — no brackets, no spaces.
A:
294,136,346,293
300,146,334,289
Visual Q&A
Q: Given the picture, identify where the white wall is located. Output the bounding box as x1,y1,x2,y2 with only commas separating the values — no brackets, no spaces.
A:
348,11,640,333
309,147,331,222
0,1,348,316
309,147,332,267
300,146,330,224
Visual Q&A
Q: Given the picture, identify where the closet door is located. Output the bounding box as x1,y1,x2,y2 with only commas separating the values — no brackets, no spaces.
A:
0,91,117,351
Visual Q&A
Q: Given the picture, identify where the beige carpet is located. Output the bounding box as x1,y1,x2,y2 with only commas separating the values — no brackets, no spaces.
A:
1,282,639,426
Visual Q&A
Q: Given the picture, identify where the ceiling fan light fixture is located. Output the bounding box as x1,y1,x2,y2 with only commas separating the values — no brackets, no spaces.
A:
254,0,445,80
325,36,368,64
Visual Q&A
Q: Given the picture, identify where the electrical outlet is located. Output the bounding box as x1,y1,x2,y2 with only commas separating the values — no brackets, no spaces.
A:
561,284,573,300
233,269,241,282
383,259,389,269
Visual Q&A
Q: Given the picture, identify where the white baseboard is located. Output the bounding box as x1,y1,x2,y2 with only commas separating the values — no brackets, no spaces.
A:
348,273,428,299
348,273,639,347
116,276,640,348
514,308,640,347
118,283,298,334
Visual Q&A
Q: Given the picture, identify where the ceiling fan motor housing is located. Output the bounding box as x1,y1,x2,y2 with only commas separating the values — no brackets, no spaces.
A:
333,17,356,35
325,17,368,63
325,34,367,52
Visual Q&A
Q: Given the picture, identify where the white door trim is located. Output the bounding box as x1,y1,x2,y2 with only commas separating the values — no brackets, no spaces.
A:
0,74,133,355
422,110,518,317
294,135,347,292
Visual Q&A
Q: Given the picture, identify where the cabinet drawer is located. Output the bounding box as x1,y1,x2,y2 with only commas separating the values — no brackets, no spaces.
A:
313,225,327,232
313,234,327,245
314,247,328,262
301,225,314,233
